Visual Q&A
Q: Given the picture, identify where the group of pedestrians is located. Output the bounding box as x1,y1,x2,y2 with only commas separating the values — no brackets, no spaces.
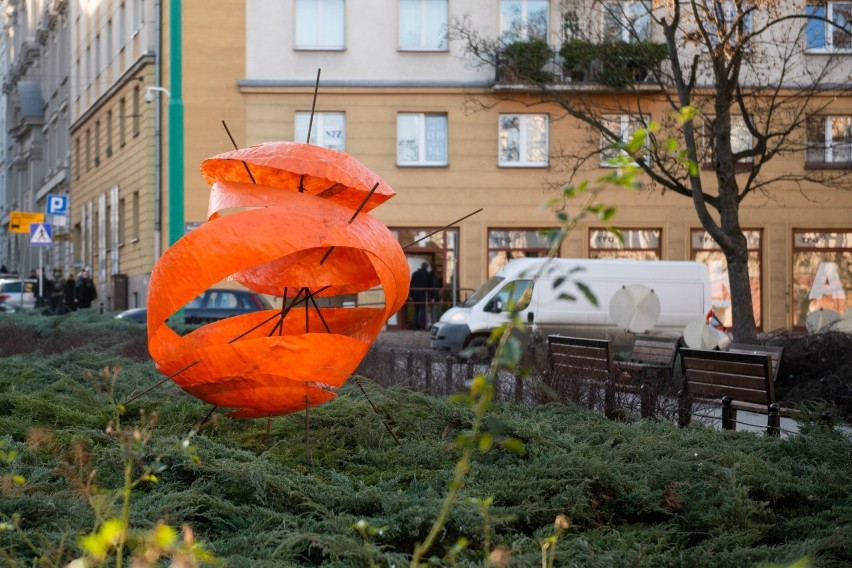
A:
29,268,98,313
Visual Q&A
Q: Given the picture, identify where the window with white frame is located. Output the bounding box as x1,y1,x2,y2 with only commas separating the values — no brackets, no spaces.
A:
806,2,852,51
703,0,753,47
499,114,549,167
397,113,448,166
702,115,753,165
806,115,852,165
399,0,447,50
295,112,346,151
500,0,549,42
295,0,345,50
600,114,648,167
602,1,651,42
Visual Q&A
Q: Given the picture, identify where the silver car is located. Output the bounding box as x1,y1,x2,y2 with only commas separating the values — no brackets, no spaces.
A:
0,277,38,312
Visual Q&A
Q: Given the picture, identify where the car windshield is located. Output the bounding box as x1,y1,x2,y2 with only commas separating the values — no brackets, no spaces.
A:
0,282,22,293
461,276,504,308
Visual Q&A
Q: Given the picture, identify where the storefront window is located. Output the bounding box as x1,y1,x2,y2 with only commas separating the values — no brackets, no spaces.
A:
487,228,558,277
589,227,661,259
792,230,852,327
691,229,762,329
391,227,458,286
388,227,460,330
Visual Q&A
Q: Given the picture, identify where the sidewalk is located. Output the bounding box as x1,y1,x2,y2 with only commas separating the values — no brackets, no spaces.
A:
375,329,431,350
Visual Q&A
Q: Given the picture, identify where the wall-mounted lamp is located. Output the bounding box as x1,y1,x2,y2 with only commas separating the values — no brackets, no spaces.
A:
144,86,171,103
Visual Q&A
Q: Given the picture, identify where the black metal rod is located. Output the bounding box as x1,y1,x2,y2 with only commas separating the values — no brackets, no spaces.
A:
348,182,380,223
308,292,331,333
354,377,401,446
196,405,218,431
305,396,312,467
306,68,322,143
402,208,484,249
304,287,310,333
300,68,322,193
269,288,307,337
318,247,334,265
320,181,381,265
222,120,256,184
122,360,200,406
229,311,282,343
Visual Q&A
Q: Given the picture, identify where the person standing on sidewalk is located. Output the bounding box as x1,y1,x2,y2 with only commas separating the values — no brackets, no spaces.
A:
75,269,98,309
409,262,436,330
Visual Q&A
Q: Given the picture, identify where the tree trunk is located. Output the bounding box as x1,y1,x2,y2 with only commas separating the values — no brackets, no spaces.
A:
713,187,758,343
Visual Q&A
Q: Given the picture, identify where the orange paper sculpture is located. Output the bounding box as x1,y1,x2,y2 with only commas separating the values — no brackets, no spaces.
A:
146,141,409,418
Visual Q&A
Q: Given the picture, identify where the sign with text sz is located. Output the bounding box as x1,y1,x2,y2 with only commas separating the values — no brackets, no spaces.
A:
9,211,45,234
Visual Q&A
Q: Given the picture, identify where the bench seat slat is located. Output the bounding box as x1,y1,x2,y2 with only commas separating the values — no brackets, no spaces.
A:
683,368,768,391
689,382,770,405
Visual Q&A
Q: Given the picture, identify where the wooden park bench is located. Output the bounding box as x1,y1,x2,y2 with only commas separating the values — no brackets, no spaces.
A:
679,348,786,436
547,335,657,419
727,343,784,382
613,335,681,417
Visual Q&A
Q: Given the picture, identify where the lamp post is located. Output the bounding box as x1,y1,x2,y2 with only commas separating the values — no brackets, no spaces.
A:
168,0,184,247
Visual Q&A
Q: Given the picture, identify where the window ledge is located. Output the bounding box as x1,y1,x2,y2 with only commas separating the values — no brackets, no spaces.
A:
805,161,852,170
701,162,754,172
397,47,450,53
804,48,852,55
294,46,346,52
130,237,140,244
499,163,549,169
396,163,449,168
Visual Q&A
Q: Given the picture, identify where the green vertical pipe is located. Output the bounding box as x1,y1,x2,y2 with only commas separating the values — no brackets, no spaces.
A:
168,0,184,246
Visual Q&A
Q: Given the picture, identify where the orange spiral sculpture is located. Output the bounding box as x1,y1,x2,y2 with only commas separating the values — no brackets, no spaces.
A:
146,142,409,418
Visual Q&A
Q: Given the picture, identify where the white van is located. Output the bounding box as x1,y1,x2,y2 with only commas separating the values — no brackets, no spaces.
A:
429,257,711,356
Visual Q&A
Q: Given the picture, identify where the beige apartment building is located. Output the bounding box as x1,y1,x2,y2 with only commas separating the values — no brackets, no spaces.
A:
68,0,244,309
44,0,852,334
242,0,852,333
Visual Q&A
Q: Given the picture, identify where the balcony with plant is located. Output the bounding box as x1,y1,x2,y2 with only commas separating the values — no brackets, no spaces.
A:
495,38,554,84
559,39,667,88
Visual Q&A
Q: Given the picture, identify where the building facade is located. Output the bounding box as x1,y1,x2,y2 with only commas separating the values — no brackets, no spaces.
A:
242,0,852,332
2,0,850,335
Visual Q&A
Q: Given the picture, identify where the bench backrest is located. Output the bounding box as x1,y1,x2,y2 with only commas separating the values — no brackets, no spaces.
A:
548,336,611,381
727,343,784,382
680,348,775,407
630,335,679,367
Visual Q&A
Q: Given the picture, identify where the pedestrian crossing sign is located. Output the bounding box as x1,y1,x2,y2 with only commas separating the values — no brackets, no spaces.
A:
29,223,53,246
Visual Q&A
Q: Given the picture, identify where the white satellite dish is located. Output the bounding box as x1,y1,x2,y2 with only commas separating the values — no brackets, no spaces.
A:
683,317,731,350
609,284,662,333
806,308,840,333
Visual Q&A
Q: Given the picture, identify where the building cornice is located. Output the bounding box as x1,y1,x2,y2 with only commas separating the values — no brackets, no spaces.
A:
70,54,155,134
238,79,494,90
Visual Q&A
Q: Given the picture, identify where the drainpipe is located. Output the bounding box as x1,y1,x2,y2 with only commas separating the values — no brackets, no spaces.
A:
168,0,184,247
153,0,162,261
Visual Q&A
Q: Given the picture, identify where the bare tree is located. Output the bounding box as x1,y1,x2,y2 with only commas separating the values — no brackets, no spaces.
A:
452,0,852,341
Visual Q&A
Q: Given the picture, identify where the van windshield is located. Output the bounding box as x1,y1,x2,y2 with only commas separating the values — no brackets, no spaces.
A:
461,276,504,308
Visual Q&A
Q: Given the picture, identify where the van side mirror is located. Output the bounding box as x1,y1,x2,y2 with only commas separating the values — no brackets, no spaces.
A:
491,299,503,313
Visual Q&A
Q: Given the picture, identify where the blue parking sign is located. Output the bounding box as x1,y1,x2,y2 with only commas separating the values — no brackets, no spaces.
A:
46,194,69,216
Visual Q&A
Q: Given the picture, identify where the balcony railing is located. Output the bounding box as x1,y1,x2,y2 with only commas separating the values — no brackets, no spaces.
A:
495,39,667,89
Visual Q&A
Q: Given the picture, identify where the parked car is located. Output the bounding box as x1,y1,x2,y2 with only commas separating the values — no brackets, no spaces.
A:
115,288,273,324
0,277,37,312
